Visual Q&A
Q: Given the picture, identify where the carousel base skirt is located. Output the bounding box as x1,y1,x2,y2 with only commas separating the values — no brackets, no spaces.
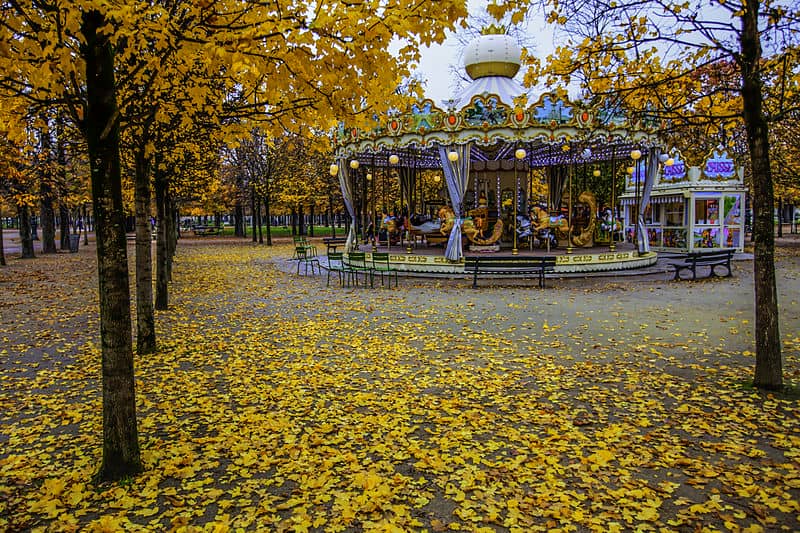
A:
356,244,658,278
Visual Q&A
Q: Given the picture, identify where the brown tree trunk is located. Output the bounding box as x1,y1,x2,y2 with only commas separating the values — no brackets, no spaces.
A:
741,0,782,390
251,187,257,242
82,9,142,481
265,196,272,246
40,184,57,254
57,204,69,250
0,208,6,266
166,193,176,282
18,205,35,259
134,150,156,354
39,118,57,254
154,167,168,310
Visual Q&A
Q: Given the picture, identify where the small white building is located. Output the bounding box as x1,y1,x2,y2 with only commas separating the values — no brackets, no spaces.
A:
619,149,746,252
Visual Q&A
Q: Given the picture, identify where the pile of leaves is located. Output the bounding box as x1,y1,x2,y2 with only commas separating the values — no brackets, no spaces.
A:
1,240,798,531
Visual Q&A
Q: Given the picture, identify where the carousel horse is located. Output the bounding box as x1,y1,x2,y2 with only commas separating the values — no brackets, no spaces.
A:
517,213,557,249
438,205,456,235
571,190,597,247
466,218,504,246
597,208,622,243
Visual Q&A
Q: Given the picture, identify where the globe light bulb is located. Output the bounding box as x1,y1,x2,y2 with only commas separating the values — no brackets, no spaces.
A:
593,169,601,177
350,159,359,169
388,154,399,165
447,151,458,162
515,148,526,160
329,164,338,176
630,149,642,160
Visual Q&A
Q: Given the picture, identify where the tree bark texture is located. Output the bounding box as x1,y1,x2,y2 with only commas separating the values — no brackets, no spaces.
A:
0,212,5,266
741,0,782,390
166,193,176,282
40,184,57,254
154,167,168,311
39,121,57,254
18,205,35,258
82,10,142,480
134,150,156,354
251,187,257,242
59,204,70,250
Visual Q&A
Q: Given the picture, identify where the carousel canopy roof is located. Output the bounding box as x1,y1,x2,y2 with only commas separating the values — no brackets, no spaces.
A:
334,31,662,169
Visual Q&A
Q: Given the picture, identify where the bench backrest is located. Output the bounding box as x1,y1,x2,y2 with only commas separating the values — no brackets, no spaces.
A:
686,249,734,261
465,256,557,269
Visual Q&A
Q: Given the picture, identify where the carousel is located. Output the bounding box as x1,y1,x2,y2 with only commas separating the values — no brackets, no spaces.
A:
330,29,675,276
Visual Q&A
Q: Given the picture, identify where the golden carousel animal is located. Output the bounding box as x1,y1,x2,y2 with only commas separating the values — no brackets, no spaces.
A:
438,205,456,234
571,190,597,247
465,218,503,245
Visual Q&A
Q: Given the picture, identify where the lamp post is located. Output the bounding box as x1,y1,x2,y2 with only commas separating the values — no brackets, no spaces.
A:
512,147,526,255
630,149,642,254
329,164,339,238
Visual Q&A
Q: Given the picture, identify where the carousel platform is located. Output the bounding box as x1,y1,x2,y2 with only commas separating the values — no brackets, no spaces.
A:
352,240,659,278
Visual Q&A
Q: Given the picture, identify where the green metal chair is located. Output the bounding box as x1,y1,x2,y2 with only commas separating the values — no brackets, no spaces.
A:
371,252,398,288
324,252,347,287
344,251,372,287
295,245,320,276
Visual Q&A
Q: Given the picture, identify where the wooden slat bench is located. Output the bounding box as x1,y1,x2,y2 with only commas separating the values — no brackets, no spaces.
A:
192,225,222,236
667,249,735,280
322,236,347,253
464,255,557,288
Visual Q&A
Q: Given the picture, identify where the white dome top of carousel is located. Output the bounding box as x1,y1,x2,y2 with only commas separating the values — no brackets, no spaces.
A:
463,31,521,79
452,30,530,108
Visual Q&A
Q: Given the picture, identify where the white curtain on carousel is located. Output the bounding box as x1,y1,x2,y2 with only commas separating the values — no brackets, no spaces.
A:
438,144,471,262
636,148,660,255
336,158,357,252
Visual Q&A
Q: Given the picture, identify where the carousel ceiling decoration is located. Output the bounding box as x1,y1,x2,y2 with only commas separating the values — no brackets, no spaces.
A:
334,29,662,169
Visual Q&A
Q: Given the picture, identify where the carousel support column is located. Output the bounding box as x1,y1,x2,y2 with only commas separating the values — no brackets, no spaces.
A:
631,149,642,255
566,156,574,255
406,153,416,254
388,153,399,251
610,152,617,252
512,147,526,255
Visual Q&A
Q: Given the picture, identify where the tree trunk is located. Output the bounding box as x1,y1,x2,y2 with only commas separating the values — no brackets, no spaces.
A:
309,203,315,237
0,208,5,266
233,201,243,237
82,9,142,481
166,194,176,282
741,0,782,390
59,204,70,250
251,187,257,242
40,183,57,254
265,196,272,246
83,204,89,245
18,205,35,258
154,167,168,311
134,150,156,354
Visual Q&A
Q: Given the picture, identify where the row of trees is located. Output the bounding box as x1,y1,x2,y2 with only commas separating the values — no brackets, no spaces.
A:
0,0,469,481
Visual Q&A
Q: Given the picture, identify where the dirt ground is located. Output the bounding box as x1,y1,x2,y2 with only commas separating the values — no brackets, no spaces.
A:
1,232,798,531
